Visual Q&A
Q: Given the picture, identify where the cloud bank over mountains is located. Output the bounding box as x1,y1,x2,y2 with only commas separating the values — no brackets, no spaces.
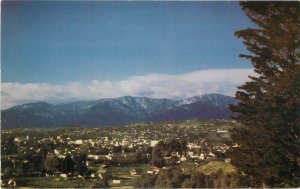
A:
2,68,255,109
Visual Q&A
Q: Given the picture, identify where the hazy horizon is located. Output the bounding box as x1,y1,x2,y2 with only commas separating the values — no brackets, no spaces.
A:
3,91,239,110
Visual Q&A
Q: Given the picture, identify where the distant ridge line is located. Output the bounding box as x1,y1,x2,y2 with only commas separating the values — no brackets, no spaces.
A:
1,94,238,129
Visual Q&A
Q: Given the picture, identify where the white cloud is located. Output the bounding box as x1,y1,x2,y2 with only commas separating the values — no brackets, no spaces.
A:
1,68,256,109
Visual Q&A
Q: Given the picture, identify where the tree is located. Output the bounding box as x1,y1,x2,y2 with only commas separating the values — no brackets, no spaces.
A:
91,178,109,188
181,172,206,188
44,155,59,174
33,154,45,172
228,2,300,187
151,140,187,168
60,154,75,174
133,173,157,188
155,167,183,188
136,151,150,164
151,141,166,168
75,152,88,176
1,135,17,155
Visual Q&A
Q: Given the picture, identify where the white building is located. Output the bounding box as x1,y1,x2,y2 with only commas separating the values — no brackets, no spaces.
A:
121,139,129,146
112,180,121,184
14,138,20,142
150,140,159,147
216,129,228,133
200,153,205,160
88,154,99,160
74,140,83,145
54,149,60,156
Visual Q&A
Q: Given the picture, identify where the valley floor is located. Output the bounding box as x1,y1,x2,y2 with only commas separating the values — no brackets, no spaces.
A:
1,119,239,188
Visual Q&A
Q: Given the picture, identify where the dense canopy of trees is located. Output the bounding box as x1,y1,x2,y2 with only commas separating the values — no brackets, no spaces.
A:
151,139,187,168
134,167,240,188
229,1,300,187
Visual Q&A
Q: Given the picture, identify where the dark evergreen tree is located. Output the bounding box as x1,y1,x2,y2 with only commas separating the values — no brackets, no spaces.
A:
33,154,45,172
75,152,88,176
61,153,75,174
1,135,17,155
228,2,300,187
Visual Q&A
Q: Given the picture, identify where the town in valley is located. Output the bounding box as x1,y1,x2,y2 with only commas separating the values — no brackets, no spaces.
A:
1,119,240,188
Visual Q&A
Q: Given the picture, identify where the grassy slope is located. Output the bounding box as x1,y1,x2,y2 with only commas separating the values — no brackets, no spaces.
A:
198,161,236,175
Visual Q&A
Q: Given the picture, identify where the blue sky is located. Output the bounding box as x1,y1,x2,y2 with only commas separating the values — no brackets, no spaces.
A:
2,1,255,108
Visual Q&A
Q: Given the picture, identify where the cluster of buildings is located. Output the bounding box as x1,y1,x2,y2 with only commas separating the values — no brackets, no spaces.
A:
1,120,237,187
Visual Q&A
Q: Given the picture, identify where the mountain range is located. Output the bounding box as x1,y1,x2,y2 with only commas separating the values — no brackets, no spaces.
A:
1,94,238,129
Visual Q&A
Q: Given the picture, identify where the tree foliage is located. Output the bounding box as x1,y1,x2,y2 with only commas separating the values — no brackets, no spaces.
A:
60,153,75,174
91,178,109,188
134,166,240,188
75,152,88,176
151,140,187,168
155,167,184,188
44,155,59,173
229,2,300,187
133,173,157,188
1,135,17,155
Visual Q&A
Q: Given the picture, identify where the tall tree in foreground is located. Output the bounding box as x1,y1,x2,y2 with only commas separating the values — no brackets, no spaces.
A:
228,2,300,187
